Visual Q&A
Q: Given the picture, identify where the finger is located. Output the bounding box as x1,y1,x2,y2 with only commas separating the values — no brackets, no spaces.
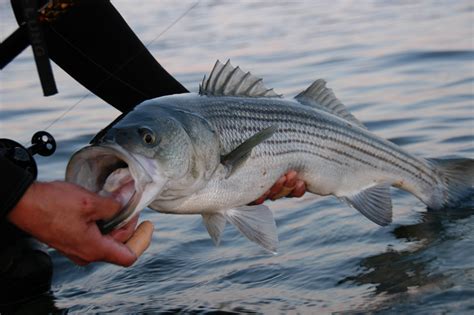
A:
109,215,139,243
86,194,122,221
285,170,298,188
125,221,154,257
267,176,286,199
270,171,299,200
252,197,265,205
96,236,137,267
271,185,294,200
251,191,269,205
290,180,306,197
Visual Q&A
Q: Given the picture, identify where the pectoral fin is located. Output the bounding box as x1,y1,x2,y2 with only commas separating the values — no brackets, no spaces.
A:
202,213,227,246
224,205,279,253
221,125,277,178
340,183,393,226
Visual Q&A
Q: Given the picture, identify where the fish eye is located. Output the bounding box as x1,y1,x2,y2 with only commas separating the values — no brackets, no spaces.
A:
144,133,155,144
138,127,157,145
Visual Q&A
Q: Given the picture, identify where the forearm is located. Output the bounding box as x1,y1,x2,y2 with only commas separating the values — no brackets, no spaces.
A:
6,182,50,236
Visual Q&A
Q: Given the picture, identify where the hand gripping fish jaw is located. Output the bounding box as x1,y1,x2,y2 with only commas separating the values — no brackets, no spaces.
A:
65,144,164,234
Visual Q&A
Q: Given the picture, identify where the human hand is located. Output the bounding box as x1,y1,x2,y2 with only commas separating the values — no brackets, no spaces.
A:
252,170,306,205
7,181,153,267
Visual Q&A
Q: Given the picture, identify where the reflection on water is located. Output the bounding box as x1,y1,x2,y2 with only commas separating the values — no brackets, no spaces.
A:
1,0,473,313
342,203,474,313
343,208,474,292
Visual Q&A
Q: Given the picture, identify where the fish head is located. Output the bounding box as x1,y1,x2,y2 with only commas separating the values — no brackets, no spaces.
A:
100,110,196,180
66,105,219,232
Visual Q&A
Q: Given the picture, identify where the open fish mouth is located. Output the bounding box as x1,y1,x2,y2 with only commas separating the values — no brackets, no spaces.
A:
66,145,154,233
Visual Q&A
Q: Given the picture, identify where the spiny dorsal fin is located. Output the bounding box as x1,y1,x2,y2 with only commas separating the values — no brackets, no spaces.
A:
339,183,393,226
295,79,366,129
199,60,281,98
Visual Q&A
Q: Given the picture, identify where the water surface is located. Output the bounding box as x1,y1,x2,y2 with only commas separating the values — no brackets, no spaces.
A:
1,0,473,313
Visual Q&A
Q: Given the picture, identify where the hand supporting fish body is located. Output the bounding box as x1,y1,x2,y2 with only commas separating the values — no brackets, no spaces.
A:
66,60,473,252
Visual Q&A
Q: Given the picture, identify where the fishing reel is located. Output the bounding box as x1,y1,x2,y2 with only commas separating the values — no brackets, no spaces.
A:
0,131,56,179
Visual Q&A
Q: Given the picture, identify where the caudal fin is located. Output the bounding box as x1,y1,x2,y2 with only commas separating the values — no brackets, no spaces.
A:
428,158,474,209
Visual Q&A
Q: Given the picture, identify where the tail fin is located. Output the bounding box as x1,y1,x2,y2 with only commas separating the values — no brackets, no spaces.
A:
428,158,474,209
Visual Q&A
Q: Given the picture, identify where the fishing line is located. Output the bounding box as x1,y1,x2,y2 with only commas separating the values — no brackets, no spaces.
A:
40,0,200,134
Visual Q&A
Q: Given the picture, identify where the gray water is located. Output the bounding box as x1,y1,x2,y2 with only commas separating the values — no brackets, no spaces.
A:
1,0,473,313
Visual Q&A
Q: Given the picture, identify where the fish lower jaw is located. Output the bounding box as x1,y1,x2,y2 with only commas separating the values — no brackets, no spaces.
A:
66,144,159,231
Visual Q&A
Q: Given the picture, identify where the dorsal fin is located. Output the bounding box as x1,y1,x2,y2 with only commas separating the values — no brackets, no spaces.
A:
295,79,366,129
199,60,281,98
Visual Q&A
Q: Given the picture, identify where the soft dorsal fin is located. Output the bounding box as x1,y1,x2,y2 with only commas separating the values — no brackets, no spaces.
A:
295,79,366,129
199,60,281,98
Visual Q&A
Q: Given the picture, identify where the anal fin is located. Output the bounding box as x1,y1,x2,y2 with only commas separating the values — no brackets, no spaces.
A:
340,183,393,226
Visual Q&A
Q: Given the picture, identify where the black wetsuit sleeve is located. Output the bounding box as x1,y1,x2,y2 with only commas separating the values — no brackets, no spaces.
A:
0,156,34,220
11,0,189,113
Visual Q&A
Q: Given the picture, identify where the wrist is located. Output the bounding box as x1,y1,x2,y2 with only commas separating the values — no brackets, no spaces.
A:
7,181,42,232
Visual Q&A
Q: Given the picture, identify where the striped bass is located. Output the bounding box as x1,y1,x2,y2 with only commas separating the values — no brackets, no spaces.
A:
66,60,473,252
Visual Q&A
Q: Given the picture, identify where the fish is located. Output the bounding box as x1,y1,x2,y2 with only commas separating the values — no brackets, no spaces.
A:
66,60,474,252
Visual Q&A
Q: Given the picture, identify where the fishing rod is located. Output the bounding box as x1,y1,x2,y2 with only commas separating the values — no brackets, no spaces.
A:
0,0,75,95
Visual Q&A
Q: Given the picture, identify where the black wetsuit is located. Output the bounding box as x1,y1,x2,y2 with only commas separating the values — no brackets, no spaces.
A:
0,0,188,306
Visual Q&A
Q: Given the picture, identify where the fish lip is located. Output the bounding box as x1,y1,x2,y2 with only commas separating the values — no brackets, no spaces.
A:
67,142,153,185
66,143,153,231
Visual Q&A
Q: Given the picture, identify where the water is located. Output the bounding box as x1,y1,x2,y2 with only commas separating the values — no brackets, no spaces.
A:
1,0,473,313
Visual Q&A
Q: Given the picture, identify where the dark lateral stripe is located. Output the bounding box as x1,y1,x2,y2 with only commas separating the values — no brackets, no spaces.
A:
254,148,348,167
221,126,349,167
206,110,435,183
223,123,389,172
264,138,379,169
206,104,419,163
214,118,435,185
272,127,425,183
207,105,418,164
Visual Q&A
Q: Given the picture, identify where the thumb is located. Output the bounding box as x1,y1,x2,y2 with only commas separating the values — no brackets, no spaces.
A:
86,193,122,221
97,236,137,267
